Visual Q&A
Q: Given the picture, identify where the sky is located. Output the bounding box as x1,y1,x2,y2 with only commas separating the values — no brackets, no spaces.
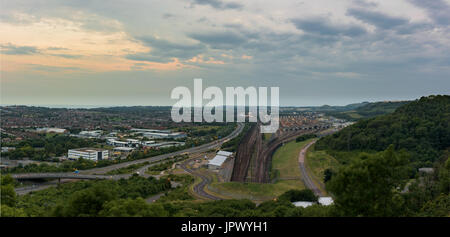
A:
1,0,449,107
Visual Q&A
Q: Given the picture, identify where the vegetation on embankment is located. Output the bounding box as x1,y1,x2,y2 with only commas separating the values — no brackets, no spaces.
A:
316,95,450,168
305,144,340,185
324,101,409,121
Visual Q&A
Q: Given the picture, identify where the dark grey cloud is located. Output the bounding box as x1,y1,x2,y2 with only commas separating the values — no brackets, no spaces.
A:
347,8,409,29
291,18,367,37
1,43,39,55
352,0,378,8
1,44,84,59
191,0,243,10
408,0,450,26
126,36,205,63
188,31,248,49
28,64,85,72
347,8,433,35
162,13,175,19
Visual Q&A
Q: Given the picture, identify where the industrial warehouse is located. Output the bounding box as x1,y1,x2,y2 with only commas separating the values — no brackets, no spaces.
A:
67,148,109,161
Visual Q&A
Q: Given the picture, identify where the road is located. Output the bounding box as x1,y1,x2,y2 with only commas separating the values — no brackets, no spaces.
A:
298,140,324,197
13,123,244,194
179,157,222,200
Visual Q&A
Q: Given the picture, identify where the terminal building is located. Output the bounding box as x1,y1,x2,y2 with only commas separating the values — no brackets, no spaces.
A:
208,150,234,170
68,148,109,161
208,155,228,170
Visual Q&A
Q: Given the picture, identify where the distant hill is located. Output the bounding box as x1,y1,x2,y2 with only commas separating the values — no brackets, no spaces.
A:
303,102,370,112
324,101,410,121
316,95,450,166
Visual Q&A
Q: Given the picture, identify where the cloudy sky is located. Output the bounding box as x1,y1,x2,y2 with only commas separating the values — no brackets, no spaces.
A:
1,0,449,106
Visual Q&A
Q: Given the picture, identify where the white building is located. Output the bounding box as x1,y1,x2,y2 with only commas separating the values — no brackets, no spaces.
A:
79,130,102,137
113,147,135,152
131,128,171,134
68,148,109,161
318,197,334,206
142,132,186,139
107,139,129,147
217,150,233,157
208,155,228,170
1,147,16,153
141,141,155,146
145,141,185,149
126,139,141,147
36,127,67,133
292,201,315,208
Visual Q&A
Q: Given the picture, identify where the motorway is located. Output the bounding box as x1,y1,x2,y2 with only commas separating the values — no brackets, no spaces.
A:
298,139,325,197
12,123,244,194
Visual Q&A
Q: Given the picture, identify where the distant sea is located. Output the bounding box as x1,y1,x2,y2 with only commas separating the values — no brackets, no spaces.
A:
0,104,113,109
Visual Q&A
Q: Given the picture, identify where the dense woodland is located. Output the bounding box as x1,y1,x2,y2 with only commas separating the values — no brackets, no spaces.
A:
316,95,450,168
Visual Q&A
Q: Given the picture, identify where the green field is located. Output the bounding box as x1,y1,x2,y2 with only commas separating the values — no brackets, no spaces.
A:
210,180,305,201
305,145,340,184
209,139,311,201
271,139,312,179
263,133,273,141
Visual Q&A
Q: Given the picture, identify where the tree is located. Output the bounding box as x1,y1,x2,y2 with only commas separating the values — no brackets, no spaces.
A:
438,158,450,194
323,168,334,183
327,145,409,216
0,205,27,217
278,189,318,202
99,198,168,217
62,185,118,217
419,194,450,217
1,185,17,207
1,174,16,186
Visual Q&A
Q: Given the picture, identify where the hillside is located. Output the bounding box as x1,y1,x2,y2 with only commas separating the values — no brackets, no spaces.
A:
324,101,409,121
316,95,450,167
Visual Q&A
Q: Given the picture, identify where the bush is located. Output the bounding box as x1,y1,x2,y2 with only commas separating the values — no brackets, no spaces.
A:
278,189,318,202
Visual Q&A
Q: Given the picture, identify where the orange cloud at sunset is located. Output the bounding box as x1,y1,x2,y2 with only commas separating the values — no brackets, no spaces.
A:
0,13,199,73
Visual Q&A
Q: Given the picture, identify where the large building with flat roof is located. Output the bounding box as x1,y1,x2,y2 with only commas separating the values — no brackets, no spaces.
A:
142,132,186,139
68,148,109,161
208,155,228,170
207,150,234,170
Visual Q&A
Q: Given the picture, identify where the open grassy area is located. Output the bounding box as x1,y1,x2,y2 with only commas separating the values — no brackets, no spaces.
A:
210,180,305,201
209,139,312,201
271,139,312,179
263,133,273,141
305,145,340,184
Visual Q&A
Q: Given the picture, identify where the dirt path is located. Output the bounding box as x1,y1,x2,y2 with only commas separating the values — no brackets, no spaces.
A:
298,140,324,197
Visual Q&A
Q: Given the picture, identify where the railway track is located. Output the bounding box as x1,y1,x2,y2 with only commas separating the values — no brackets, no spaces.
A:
232,122,324,183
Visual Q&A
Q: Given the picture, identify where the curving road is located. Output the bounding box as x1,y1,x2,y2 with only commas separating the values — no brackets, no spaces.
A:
298,139,324,197
179,158,221,200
